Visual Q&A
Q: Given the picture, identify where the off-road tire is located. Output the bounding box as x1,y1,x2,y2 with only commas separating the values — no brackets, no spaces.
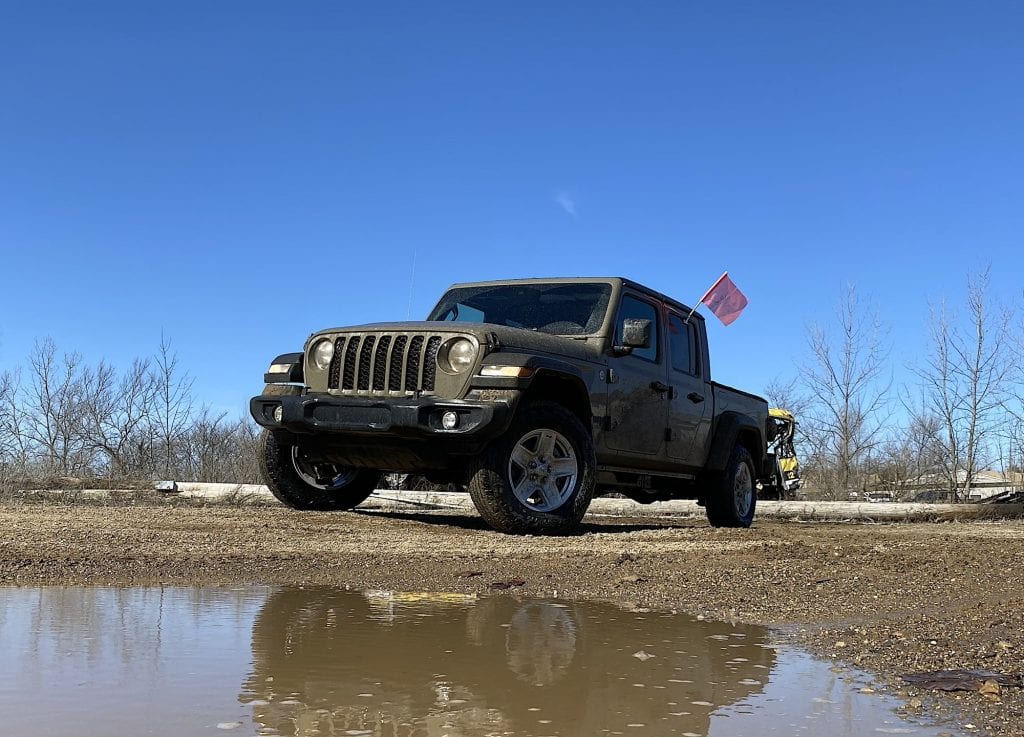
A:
706,444,756,528
258,430,380,511
468,400,596,535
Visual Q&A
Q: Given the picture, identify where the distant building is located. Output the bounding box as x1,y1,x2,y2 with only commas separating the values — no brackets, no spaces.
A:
900,470,1020,503
803,470,1022,503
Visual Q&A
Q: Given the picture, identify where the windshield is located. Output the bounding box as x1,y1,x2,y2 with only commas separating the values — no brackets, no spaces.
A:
427,282,613,336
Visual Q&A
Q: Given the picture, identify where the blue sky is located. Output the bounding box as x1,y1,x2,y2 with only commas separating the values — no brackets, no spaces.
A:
2,1,1022,416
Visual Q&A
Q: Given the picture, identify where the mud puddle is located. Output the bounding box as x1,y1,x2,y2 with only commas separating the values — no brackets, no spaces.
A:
0,586,961,737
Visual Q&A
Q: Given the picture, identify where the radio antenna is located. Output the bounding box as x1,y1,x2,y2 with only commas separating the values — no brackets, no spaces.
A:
405,248,418,320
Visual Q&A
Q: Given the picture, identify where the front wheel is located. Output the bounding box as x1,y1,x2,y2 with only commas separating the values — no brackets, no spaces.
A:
258,430,381,511
706,444,757,528
468,401,596,535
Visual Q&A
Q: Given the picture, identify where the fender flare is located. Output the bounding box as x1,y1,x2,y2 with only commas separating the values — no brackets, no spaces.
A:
264,352,304,384
471,352,592,428
496,352,588,381
469,352,590,391
706,412,766,475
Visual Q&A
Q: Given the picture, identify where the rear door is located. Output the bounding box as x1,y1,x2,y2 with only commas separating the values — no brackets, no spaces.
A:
603,292,668,461
665,311,713,467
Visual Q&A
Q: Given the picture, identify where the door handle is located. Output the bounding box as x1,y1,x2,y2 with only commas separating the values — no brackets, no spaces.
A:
650,381,671,394
687,392,705,403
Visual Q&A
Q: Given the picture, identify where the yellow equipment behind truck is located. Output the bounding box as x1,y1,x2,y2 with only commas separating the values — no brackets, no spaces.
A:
760,408,802,500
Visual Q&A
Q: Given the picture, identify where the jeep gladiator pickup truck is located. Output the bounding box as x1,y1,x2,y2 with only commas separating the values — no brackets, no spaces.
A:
250,277,770,535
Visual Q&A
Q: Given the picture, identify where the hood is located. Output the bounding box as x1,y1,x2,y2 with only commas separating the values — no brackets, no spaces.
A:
310,321,602,361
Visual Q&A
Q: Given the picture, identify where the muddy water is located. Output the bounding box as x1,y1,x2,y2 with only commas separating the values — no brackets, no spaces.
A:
0,587,957,737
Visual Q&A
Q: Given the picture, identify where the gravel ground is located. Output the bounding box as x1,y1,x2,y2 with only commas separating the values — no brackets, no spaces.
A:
1,495,1021,735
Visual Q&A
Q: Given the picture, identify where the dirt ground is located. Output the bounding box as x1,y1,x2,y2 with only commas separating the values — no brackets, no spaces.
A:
1,495,1021,735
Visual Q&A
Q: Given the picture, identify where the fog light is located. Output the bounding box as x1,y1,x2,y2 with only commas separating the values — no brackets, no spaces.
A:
273,405,284,423
441,411,459,430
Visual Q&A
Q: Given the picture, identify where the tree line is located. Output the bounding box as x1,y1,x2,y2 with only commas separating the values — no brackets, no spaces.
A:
0,337,260,488
2,269,1021,501
768,268,1024,501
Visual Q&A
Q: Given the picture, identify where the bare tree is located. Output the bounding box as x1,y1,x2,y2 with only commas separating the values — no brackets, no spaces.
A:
1002,305,1024,489
1005,421,1024,491
909,305,963,499
911,269,1012,501
80,358,157,478
20,338,95,476
873,412,945,499
800,285,891,498
763,377,811,418
150,335,194,478
0,369,28,485
179,409,261,483
0,334,266,488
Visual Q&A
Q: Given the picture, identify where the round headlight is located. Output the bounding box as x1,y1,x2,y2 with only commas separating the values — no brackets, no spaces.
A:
311,339,334,370
442,338,476,373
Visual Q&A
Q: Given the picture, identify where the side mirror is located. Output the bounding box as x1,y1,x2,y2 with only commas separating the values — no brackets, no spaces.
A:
621,318,652,349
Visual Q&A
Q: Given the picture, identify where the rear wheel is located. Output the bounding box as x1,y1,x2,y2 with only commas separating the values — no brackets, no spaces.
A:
258,430,381,511
468,401,595,535
706,444,756,528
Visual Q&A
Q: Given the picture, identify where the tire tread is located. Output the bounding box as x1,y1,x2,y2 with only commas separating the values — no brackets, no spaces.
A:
258,430,379,511
705,444,756,528
468,401,595,535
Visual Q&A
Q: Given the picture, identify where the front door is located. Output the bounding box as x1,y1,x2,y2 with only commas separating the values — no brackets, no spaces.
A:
603,293,668,461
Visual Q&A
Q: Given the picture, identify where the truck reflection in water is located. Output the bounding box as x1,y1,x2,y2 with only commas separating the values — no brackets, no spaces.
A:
242,588,776,737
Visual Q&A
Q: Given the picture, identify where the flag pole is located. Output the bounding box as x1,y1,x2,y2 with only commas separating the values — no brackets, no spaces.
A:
683,271,728,324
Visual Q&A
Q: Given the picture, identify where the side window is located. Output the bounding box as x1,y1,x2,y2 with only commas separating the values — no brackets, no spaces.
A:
668,314,698,375
616,294,659,362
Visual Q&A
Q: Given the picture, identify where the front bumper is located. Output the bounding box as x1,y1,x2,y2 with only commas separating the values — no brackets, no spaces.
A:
250,393,511,440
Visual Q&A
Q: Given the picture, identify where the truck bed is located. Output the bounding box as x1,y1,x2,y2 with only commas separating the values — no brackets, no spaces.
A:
711,381,769,424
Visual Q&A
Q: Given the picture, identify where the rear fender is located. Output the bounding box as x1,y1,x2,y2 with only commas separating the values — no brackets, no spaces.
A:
705,412,766,475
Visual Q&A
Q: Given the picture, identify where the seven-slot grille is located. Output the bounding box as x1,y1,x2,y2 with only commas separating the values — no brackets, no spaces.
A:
324,333,447,394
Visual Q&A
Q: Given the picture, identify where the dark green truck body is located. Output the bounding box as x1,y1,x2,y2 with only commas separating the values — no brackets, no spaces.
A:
251,277,769,532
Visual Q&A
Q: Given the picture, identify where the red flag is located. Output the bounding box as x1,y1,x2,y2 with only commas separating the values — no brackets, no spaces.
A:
701,272,748,326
